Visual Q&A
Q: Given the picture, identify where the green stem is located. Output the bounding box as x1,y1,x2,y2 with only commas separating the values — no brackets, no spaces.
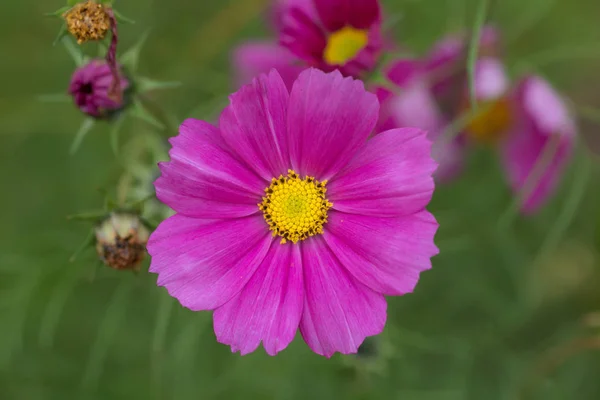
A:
467,0,490,109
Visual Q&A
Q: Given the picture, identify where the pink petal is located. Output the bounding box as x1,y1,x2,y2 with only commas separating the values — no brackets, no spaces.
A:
475,57,508,101
424,34,465,98
386,80,445,132
385,58,421,88
219,70,291,181
148,214,272,310
287,68,379,179
314,0,381,31
501,76,575,213
323,211,438,295
328,128,436,217
382,81,465,181
300,236,387,357
520,76,575,137
231,41,304,90
155,119,265,219
480,25,501,52
272,0,318,32
280,4,327,65
213,243,303,356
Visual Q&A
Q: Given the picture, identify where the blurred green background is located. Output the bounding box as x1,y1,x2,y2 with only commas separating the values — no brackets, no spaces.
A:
2,0,600,398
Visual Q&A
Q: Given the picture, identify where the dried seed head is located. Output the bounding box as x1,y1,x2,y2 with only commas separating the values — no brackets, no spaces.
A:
95,213,151,271
63,0,111,44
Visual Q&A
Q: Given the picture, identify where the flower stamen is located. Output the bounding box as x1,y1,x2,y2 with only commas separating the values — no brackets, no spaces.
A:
259,170,333,244
466,97,512,143
323,26,369,66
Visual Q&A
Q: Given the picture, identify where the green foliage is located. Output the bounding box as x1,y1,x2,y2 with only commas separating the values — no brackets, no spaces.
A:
1,0,600,399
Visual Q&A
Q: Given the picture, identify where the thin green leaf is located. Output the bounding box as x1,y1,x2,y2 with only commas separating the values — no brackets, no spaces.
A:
70,118,96,155
45,6,71,17
151,295,174,396
120,30,151,72
131,100,165,130
68,0,79,5
534,149,592,265
69,229,96,262
466,0,489,109
53,24,68,46
61,35,85,66
112,9,136,24
110,116,126,157
136,77,182,93
105,196,119,212
152,296,174,353
38,262,85,347
81,279,133,391
36,93,71,103
0,269,39,368
497,133,562,230
170,316,212,399
128,194,156,213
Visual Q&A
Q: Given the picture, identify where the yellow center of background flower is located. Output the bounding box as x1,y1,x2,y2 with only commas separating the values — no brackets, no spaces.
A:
323,26,369,66
259,170,333,244
466,98,512,143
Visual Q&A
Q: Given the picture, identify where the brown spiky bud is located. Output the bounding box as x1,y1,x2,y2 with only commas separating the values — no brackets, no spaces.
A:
95,213,150,271
63,0,111,44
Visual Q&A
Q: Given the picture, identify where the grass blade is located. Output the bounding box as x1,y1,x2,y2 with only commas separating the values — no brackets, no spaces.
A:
70,118,96,155
534,149,592,265
80,279,133,391
467,0,490,110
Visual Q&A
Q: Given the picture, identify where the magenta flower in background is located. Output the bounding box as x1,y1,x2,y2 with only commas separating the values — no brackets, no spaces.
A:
69,60,130,119
374,27,575,212
375,26,505,181
233,0,384,88
149,68,438,357
502,76,575,213
280,0,383,77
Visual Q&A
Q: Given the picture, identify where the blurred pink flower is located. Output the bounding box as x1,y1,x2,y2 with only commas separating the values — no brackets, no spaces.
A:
280,0,383,77
232,0,384,88
69,60,130,119
149,68,438,357
374,27,574,212
501,76,576,213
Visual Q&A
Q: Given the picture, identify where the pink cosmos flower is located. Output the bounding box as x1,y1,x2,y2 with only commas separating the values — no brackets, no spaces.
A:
69,60,130,119
501,76,575,213
375,27,503,181
375,28,575,212
232,0,383,89
148,68,438,357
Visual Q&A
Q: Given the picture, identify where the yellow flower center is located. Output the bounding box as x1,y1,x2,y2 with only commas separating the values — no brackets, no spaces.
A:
259,170,333,244
466,98,512,143
323,26,369,66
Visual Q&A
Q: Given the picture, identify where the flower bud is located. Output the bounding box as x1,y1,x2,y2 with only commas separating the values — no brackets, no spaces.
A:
95,212,150,271
69,60,130,119
63,0,111,44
